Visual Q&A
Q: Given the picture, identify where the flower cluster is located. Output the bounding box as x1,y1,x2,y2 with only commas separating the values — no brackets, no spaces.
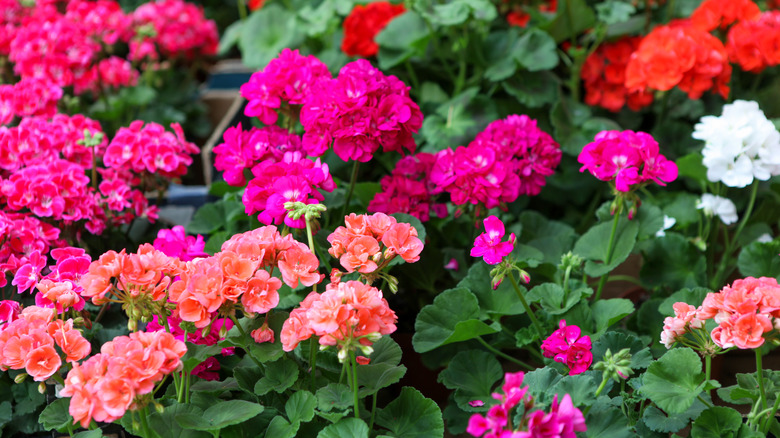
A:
581,36,654,112
242,153,336,228
697,194,738,225
213,123,306,187
129,0,218,61
431,115,561,209
300,59,423,162
60,330,186,428
660,302,704,348
240,49,331,125
0,211,63,289
578,130,678,193
280,280,397,360
0,78,63,124
727,11,780,73
368,152,446,222
153,226,208,262
541,320,593,375
30,247,92,314
693,100,780,188
690,0,760,32
625,21,731,100
104,121,199,179
0,306,90,382
169,226,322,329
327,213,424,275
467,371,586,438
341,2,406,57
471,216,515,265
700,277,780,349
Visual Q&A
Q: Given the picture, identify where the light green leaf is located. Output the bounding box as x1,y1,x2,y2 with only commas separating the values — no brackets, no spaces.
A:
316,384,353,413
413,288,493,353
737,240,780,281
318,417,369,438
458,263,526,317
543,0,596,43
640,348,706,414
375,387,444,438
676,153,707,183
526,283,581,315
596,0,636,25
239,5,305,69
690,406,742,437
593,299,635,333
254,359,299,395
175,400,265,431
218,21,243,55
264,416,299,438
286,391,316,424
438,350,503,411
513,28,559,72
574,216,638,277
38,398,72,432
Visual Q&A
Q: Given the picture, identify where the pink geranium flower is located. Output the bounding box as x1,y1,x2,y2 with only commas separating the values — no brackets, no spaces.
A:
471,216,515,265
541,320,593,375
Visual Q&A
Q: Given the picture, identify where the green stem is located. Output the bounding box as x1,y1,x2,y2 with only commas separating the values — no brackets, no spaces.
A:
475,336,533,370
562,266,572,296
404,60,420,94
697,394,713,408
237,0,247,20
309,340,317,391
340,161,360,219
705,354,711,397
712,180,759,288
761,387,780,434
139,407,151,438
349,351,360,419
583,376,609,416
304,215,318,293
230,316,264,368
757,349,768,411
369,393,377,431
594,206,622,301
508,272,544,339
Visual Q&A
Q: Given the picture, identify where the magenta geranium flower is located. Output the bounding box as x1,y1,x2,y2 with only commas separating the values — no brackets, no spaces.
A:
541,320,593,375
470,216,516,265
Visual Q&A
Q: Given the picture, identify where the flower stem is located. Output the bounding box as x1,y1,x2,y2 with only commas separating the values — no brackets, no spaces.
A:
508,271,543,338
139,407,151,438
349,351,360,419
712,180,759,289
475,336,533,370
594,206,622,301
761,386,780,434
304,215,318,293
340,161,360,219
704,354,711,397
757,349,768,411
583,376,609,417
369,393,377,431
309,340,317,391
230,316,263,368
237,0,247,20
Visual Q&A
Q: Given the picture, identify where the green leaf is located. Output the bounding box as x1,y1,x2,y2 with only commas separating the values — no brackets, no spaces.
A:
458,263,525,317
181,343,223,373
318,417,369,438
265,416,299,438
690,406,743,438
430,2,470,25
73,430,104,438
518,211,577,265
375,11,430,69
513,28,559,72
635,203,665,240
176,400,265,431
595,0,636,25
585,397,634,438
413,288,493,353
39,398,72,432
592,299,635,333
640,348,706,414
550,373,598,407
526,283,581,315
239,5,305,69
438,350,503,411
676,153,707,183
286,391,316,424
218,20,243,55
640,233,707,290
658,287,710,316
187,199,245,235
502,71,559,108
234,366,264,395
147,402,211,438
542,0,596,43
574,216,638,277
0,401,11,428
357,363,407,397
12,382,45,415
662,192,700,228
375,387,444,438
298,0,335,37
523,368,563,406
550,97,592,156
254,359,299,395
367,336,402,366
515,326,540,348
316,384,353,412
737,239,780,281
642,397,708,433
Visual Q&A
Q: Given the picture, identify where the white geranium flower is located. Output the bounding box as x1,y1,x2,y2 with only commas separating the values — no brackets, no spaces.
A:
693,100,780,188
756,233,773,243
696,194,738,225
655,215,676,237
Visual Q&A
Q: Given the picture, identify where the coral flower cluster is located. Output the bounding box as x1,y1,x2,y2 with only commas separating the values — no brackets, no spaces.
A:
0,305,90,382
581,36,654,112
431,115,561,209
300,59,423,162
467,371,586,438
327,213,424,275
60,330,186,427
541,320,593,375
240,49,332,126
168,226,322,329
341,1,406,58
280,280,397,358
578,130,678,193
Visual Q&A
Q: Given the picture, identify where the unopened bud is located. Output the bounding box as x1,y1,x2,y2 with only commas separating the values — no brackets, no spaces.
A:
627,205,637,221
337,348,349,363
38,382,46,394
385,275,399,294
127,319,138,332
359,345,374,357
365,332,382,343
72,317,85,326
519,270,531,284
219,325,228,338
154,402,164,414
14,373,27,384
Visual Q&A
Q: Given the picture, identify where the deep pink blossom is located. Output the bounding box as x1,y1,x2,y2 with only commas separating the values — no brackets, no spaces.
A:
471,216,516,265
153,226,208,262
541,320,593,375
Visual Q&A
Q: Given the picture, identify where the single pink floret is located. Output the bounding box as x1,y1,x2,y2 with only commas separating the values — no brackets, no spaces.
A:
471,216,515,265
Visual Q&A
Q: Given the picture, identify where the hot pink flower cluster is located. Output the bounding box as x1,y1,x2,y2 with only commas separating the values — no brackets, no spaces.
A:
696,277,780,349
60,330,186,428
168,226,322,329
368,152,447,222
153,226,208,262
0,211,63,289
32,247,92,313
241,48,332,125
471,216,516,266
541,320,593,375
431,115,560,209
578,130,678,193
327,213,424,274
280,280,397,354
213,123,306,187
300,59,423,162
660,302,704,348
104,120,199,179
129,0,218,61
0,306,90,382
467,371,587,438
243,153,336,228
0,77,62,124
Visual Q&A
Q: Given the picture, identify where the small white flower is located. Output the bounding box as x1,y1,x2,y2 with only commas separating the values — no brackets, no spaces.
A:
756,233,773,243
656,215,676,237
693,100,780,188
696,194,738,225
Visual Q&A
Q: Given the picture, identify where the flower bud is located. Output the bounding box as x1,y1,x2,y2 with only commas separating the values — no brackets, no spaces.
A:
365,332,382,343
337,348,349,363
359,345,374,357
127,318,138,332
14,373,27,384
593,348,633,382
38,382,46,394
154,402,165,414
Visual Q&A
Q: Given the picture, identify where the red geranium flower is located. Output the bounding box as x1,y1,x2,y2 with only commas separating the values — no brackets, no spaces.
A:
341,2,405,57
